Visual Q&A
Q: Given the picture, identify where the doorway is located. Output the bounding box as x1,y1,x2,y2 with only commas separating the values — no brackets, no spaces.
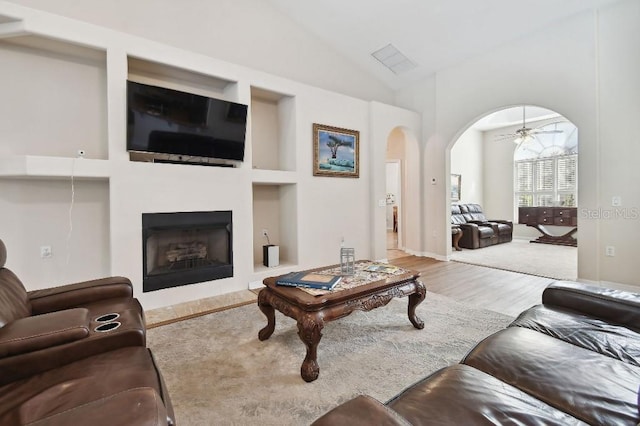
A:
449,105,578,281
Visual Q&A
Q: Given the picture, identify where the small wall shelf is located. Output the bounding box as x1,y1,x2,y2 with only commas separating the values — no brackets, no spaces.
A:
251,169,297,185
0,155,110,179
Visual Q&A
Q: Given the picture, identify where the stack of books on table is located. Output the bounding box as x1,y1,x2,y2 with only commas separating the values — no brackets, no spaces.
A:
276,272,342,291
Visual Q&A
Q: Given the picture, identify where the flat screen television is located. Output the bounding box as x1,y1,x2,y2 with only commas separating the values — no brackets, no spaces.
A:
126,81,247,162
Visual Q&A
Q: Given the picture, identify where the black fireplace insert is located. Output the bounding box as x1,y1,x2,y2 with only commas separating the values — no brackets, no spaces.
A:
142,211,233,292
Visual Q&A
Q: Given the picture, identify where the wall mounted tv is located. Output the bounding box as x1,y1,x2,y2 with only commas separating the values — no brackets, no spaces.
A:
126,80,248,163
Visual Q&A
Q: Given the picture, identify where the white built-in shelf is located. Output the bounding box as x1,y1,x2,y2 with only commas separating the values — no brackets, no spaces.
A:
252,261,298,276
251,169,297,185
0,155,110,179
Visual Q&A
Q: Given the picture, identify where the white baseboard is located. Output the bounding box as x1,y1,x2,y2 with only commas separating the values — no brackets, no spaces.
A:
248,280,264,290
403,248,448,262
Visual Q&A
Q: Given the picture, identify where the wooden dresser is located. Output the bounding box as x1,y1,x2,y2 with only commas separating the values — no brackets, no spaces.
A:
518,207,577,246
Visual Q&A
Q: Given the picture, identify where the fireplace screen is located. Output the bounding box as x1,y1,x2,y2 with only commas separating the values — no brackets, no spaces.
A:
142,211,232,292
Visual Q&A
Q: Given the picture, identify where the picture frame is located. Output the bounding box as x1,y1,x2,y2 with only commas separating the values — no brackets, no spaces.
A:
451,174,461,201
313,123,359,178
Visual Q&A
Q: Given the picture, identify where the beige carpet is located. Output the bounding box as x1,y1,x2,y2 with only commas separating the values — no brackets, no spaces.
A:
147,292,513,425
451,239,577,281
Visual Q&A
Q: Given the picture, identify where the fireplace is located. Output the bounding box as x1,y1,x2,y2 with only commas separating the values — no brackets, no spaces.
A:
142,211,233,292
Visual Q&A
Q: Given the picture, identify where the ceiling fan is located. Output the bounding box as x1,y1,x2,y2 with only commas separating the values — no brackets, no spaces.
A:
496,106,563,145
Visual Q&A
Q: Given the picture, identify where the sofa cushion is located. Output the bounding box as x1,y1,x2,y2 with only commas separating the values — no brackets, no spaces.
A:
462,327,640,425
0,347,173,425
24,387,169,426
460,203,488,222
387,364,586,426
477,226,494,239
510,304,640,367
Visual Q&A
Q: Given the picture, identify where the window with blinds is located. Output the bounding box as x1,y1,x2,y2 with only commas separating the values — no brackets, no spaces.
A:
514,121,578,208
515,155,577,207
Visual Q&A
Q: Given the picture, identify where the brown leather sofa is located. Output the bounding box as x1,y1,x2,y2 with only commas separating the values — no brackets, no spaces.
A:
451,203,513,249
0,239,175,425
312,281,640,425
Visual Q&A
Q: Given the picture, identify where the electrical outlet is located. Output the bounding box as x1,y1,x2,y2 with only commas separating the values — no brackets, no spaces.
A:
612,196,621,207
262,229,268,237
40,246,52,259
605,246,615,257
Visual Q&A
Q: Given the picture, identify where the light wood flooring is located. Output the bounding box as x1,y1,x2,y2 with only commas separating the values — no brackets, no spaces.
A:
388,253,554,317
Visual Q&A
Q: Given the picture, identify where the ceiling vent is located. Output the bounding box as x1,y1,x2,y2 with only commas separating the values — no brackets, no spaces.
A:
371,44,417,75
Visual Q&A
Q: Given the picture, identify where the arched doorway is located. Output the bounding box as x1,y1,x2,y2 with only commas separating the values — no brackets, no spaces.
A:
448,105,578,280
385,126,420,259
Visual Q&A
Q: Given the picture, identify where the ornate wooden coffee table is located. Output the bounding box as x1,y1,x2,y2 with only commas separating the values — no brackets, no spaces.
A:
257,261,426,382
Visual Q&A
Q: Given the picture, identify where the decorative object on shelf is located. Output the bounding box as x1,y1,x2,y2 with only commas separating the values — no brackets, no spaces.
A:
340,247,355,275
262,230,279,267
451,174,461,201
313,123,360,178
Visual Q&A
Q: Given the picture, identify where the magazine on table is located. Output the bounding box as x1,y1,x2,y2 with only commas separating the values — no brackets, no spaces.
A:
364,263,399,274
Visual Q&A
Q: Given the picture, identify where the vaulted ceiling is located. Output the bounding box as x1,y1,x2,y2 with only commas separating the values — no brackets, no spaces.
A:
266,0,622,90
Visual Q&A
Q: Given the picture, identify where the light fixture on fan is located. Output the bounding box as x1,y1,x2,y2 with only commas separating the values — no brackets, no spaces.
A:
513,128,535,146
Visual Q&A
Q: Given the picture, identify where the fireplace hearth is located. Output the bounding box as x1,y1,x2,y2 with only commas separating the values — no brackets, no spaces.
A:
142,211,233,292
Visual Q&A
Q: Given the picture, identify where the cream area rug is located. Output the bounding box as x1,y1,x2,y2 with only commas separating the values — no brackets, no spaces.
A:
451,238,577,281
147,292,514,425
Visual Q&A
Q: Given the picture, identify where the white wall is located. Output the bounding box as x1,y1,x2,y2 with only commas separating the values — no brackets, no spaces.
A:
397,0,640,287
0,2,418,310
3,0,393,103
385,162,399,230
450,127,483,205
370,102,422,261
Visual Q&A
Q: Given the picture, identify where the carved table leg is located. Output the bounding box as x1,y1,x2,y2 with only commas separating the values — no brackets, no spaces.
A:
407,280,426,329
257,289,276,341
297,313,324,382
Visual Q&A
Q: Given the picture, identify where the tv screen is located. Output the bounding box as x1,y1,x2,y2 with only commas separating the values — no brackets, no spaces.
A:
126,81,247,162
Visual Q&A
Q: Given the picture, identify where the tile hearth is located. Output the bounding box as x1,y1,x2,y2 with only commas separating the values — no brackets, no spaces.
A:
145,290,258,328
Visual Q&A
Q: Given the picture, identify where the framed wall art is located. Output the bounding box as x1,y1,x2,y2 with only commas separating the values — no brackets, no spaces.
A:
313,123,359,178
451,174,461,201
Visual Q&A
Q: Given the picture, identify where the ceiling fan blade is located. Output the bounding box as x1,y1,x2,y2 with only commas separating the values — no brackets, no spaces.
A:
532,130,563,134
494,134,518,141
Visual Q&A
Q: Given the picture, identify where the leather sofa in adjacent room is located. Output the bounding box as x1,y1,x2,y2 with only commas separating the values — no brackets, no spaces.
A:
0,239,175,425
312,281,640,425
451,203,513,249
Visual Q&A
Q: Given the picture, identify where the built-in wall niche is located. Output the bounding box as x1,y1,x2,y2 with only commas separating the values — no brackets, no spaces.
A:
250,87,296,172
127,57,238,101
0,35,107,159
252,183,298,272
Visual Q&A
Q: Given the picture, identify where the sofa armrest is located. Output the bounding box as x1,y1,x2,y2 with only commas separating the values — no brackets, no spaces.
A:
488,219,513,227
28,276,133,314
0,308,89,357
311,395,411,426
467,220,492,226
543,281,640,330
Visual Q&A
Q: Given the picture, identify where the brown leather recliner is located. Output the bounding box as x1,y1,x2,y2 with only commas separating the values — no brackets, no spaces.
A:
460,203,513,244
451,204,513,249
0,239,146,384
0,238,175,425
451,204,496,249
